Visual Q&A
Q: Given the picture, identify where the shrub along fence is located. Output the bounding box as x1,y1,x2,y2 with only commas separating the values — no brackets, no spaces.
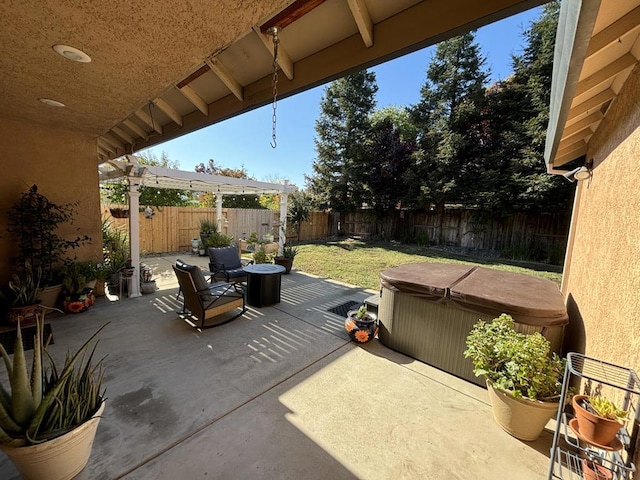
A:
103,205,330,253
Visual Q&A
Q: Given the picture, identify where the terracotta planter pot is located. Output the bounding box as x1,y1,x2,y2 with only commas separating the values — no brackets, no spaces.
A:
581,459,613,480
573,395,623,447
0,402,104,480
6,303,42,326
486,380,559,441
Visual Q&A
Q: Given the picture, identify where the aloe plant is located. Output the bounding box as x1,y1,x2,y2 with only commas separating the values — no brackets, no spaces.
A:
3,261,42,307
589,396,628,422
0,313,108,446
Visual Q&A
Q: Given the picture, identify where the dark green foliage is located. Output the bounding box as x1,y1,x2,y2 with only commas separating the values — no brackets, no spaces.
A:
406,32,490,210
7,185,91,285
307,70,378,211
288,191,313,240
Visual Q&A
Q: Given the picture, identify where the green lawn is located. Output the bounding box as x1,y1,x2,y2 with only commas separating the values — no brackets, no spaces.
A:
293,239,563,290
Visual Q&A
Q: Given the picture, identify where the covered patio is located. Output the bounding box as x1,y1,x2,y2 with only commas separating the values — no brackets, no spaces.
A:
0,255,552,479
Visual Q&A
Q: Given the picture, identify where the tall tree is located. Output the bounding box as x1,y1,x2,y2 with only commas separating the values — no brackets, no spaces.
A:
101,151,193,206
481,2,572,213
307,70,378,211
365,110,416,214
407,32,490,210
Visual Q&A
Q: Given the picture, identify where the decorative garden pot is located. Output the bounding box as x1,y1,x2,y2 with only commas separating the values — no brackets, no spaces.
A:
37,284,63,309
7,303,42,326
274,257,293,274
581,459,613,480
141,281,158,294
486,380,559,441
61,290,95,314
344,310,378,344
0,401,105,480
573,395,623,447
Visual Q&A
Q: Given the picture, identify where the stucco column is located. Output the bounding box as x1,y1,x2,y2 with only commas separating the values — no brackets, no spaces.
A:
216,194,223,233
279,189,288,257
127,177,142,298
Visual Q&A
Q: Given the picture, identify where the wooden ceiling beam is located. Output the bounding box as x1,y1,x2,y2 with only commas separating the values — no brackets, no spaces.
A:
260,0,327,32
562,111,603,138
98,137,118,155
134,108,163,134
252,26,294,80
111,126,134,145
555,143,587,167
204,57,244,101
152,98,183,127
123,118,149,140
575,53,638,97
347,0,374,48
567,88,615,121
586,6,640,58
177,84,209,115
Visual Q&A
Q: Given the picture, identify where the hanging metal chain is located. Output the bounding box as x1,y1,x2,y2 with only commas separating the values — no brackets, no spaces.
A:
267,27,280,148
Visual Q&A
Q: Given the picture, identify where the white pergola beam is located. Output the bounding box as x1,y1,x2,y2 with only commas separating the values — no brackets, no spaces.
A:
134,109,163,134
204,57,244,101
177,84,209,115
347,0,374,48
152,98,183,127
252,26,294,81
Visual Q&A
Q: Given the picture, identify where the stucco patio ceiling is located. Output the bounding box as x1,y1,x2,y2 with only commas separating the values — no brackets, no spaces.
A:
545,0,640,171
1,0,545,162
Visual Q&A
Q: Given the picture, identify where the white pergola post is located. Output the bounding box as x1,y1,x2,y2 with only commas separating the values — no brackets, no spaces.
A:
127,176,142,298
278,185,288,257
216,194,223,233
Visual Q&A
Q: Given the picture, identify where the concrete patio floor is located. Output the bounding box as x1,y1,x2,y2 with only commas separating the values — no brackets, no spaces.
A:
0,254,553,479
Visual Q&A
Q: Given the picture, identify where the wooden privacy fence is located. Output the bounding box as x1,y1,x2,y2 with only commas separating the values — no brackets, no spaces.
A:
103,205,330,253
334,209,571,264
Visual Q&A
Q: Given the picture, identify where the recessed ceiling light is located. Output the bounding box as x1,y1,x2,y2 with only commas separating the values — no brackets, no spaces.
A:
52,44,91,63
39,98,66,107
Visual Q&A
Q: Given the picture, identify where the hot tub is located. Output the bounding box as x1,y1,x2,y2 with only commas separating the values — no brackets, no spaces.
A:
378,263,568,387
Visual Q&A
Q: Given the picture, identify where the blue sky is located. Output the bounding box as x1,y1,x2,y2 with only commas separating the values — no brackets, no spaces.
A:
145,6,542,188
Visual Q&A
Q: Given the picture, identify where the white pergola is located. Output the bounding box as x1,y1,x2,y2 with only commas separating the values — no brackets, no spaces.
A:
99,155,297,297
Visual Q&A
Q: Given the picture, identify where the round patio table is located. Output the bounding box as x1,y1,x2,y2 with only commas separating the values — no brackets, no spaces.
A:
243,264,286,308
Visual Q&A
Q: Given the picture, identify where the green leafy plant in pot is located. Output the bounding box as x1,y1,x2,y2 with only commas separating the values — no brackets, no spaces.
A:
572,395,627,447
464,313,565,440
0,314,108,480
1,262,43,325
61,262,96,314
274,245,298,274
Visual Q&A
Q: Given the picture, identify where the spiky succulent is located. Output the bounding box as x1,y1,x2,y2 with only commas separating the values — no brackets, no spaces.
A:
0,314,107,446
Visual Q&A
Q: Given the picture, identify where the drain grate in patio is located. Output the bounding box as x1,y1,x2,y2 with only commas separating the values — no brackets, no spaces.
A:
327,300,361,318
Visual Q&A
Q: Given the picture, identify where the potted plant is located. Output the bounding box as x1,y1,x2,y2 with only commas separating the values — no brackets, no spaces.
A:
464,314,565,441
60,262,96,314
581,458,613,480
344,304,377,344
199,219,217,246
1,262,43,324
102,219,129,292
0,314,107,480
140,264,158,294
6,185,91,309
252,245,269,264
572,395,627,447
274,245,298,274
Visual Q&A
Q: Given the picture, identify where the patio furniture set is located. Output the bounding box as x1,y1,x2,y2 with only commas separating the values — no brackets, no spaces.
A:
173,246,285,328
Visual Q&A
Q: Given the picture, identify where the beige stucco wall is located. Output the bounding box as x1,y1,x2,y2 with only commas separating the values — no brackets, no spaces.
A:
0,117,102,284
562,64,640,373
